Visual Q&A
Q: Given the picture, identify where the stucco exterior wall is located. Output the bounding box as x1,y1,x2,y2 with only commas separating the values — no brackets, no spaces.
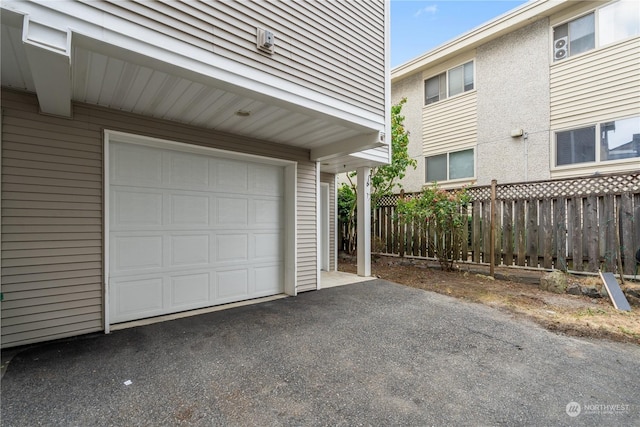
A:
390,72,424,193
475,18,551,185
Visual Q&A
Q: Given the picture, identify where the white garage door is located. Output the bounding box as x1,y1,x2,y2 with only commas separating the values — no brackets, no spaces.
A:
108,140,284,324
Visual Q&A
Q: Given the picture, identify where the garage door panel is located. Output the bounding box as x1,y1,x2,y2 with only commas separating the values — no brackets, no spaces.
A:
216,269,249,300
113,235,163,272
169,194,210,226
216,234,248,263
111,144,163,187
112,190,163,227
112,277,164,320
169,234,210,267
170,273,210,307
109,140,285,324
217,197,248,226
254,233,283,261
254,265,283,294
253,198,282,226
250,165,283,196
215,159,248,192
167,151,210,189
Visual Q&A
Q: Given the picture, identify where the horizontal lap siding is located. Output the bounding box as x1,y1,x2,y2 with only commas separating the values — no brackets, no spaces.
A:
1,92,104,347
89,0,384,116
297,163,317,291
320,173,336,271
423,91,478,155
1,90,316,347
550,37,640,128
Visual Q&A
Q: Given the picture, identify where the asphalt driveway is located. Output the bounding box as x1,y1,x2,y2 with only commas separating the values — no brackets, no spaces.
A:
2,279,639,426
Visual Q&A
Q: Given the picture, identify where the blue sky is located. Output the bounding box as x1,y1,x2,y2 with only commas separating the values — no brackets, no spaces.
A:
391,0,529,67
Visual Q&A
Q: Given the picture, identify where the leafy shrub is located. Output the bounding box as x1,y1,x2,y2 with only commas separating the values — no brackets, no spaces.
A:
396,184,471,271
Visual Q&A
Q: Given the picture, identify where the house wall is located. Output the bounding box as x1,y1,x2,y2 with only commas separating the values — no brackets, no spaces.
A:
550,38,639,129
422,92,478,160
320,172,336,271
72,0,385,118
392,0,640,189
548,1,640,179
476,18,551,185
1,89,317,348
391,72,424,193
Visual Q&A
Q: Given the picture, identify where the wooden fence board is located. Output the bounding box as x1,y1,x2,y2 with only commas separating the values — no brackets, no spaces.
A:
619,193,635,274
527,200,538,268
494,202,502,266
571,197,584,271
461,206,469,262
430,222,434,259
541,198,553,269
555,198,567,271
503,201,513,266
585,195,599,271
385,206,392,254
472,201,481,263
515,199,526,267
415,219,421,257
603,195,616,272
420,220,427,258
483,201,491,264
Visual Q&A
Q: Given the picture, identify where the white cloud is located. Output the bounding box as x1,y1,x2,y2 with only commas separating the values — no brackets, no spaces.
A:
414,4,438,17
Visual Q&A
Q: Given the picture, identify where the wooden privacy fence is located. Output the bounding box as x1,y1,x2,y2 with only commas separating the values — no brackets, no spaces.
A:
371,172,640,275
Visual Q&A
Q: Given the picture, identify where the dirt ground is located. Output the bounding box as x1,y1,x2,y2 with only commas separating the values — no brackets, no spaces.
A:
339,258,640,345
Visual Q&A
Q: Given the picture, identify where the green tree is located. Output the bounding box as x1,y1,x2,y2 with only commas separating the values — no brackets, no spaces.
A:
339,98,417,253
337,184,356,254
370,97,416,208
345,97,416,207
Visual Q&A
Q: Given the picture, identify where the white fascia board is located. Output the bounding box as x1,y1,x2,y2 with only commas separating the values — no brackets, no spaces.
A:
22,16,71,117
310,132,385,162
3,0,384,132
391,0,569,81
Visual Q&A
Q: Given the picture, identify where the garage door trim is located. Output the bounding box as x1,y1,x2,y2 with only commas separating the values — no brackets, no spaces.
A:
103,130,298,332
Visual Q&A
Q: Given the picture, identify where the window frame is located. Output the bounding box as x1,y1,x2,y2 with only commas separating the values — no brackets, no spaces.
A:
552,1,640,62
552,115,640,170
423,60,475,106
425,148,476,184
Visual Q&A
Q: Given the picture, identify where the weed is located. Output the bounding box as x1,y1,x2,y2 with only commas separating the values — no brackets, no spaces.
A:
576,307,608,317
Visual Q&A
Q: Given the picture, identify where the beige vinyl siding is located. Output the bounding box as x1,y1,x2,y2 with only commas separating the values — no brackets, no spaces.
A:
296,163,318,292
81,0,385,116
422,91,478,155
1,89,317,348
1,92,104,348
550,37,640,129
320,172,336,271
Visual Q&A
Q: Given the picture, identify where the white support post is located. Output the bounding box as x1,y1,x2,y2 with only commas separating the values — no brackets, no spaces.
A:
356,167,371,277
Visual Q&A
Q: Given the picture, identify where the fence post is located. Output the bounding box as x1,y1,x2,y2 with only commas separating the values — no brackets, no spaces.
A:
490,179,497,277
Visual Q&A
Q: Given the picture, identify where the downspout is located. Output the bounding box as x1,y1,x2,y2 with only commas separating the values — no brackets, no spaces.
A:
523,132,529,181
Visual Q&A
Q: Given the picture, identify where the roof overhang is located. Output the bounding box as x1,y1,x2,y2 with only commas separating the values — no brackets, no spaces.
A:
1,2,389,172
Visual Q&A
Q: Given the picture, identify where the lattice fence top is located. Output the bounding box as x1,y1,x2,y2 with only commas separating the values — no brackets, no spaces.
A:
377,171,640,206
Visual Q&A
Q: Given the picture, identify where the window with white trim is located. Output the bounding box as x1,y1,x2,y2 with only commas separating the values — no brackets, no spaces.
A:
425,148,474,182
555,116,640,167
553,0,640,61
424,61,474,105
